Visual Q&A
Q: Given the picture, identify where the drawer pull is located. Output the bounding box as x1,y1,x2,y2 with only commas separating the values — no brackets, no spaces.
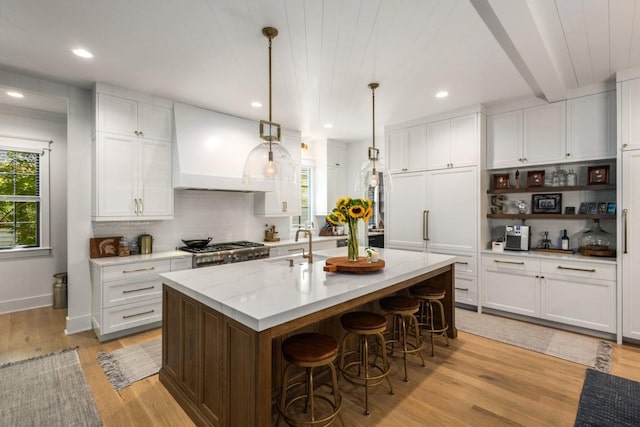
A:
455,287,469,291
122,266,156,274
122,309,155,319
455,261,469,265
494,260,525,265
122,286,155,294
557,266,596,273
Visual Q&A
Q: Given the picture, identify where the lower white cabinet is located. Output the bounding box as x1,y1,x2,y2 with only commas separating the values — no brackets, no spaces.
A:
91,255,192,341
431,250,478,306
481,253,616,333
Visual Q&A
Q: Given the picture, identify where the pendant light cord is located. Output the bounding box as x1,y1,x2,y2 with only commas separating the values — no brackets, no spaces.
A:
268,32,273,156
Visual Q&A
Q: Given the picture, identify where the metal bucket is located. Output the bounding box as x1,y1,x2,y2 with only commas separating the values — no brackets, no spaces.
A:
53,272,67,309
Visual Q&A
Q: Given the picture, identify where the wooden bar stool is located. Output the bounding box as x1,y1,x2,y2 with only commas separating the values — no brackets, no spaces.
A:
339,311,394,416
379,295,425,382
410,284,450,357
278,332,342,426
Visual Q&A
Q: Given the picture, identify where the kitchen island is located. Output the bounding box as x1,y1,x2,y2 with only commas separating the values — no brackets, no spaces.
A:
159,247,457,427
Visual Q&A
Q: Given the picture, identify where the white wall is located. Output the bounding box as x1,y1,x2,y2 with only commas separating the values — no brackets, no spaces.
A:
0,105,67,313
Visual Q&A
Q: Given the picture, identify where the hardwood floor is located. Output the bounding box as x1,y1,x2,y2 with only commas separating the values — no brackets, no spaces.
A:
3,307,640,426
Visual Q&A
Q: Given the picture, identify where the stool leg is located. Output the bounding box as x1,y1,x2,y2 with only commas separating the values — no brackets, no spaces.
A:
400,315,409,382
409,313,426,368
308,367,315,421
363,335,371,416
339,333,350,375
428,301,436,357
436,299,450,347
328,362,341,411
377,332,394,395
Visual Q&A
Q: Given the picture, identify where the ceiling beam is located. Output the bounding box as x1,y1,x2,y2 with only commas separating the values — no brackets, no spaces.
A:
469,0,567,102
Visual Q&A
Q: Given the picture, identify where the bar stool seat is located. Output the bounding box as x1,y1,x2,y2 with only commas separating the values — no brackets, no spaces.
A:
278,332,342,426
339,311,393,416
410,284,450,357
379,295,425,382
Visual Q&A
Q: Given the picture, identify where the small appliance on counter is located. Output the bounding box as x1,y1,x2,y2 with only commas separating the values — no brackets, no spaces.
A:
504,225,530,251
138,233,153,254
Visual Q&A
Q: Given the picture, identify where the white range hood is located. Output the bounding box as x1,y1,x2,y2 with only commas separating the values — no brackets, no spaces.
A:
173,102,274,192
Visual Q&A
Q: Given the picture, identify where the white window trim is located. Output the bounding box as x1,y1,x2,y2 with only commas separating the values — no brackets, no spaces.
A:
0,136,51,258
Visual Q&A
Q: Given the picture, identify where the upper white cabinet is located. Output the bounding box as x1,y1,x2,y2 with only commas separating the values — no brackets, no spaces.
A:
486,110,523,169
93,86,174,221
426,114,478,170
620,78,640,151
386,125,427,173
98,93,173,142
325,140,348,215
566,91,616,161
523,102,566,165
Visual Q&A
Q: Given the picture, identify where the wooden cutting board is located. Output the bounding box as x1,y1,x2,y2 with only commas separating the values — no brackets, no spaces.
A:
323,256,385,273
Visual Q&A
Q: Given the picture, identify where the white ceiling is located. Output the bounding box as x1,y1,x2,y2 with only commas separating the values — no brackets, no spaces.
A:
0,0,639,141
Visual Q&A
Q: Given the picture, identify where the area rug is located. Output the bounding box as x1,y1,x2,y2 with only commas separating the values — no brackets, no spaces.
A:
0,347,102,427
574,369,640,426
98,339,161,390
456,308,612,372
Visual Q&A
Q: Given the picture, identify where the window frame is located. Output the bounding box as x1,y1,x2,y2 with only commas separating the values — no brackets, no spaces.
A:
292,166,312,229
0,136,51,259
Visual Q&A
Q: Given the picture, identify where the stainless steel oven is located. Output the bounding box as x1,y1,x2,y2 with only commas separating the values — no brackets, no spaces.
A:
179,241,270,268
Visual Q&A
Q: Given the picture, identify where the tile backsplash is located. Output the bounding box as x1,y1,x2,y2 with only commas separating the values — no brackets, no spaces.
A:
91,190,291,251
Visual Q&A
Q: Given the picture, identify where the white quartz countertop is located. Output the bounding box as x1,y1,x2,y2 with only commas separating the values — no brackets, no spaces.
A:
160,247,456,332
90,250,191,267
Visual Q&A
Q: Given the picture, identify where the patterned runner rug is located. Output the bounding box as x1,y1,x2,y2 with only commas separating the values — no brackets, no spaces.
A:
456,308,612,372
0,347,102,426
98,339,161,390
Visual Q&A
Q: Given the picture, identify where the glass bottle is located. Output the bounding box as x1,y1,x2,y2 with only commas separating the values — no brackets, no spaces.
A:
558,168,567,186
118,237,130,257
561,229,570,250
551,170,559,186
567,169,577,186
578,219,613,255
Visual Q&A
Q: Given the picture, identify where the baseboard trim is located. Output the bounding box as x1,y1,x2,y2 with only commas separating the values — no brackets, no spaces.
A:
0,294,52,314
65,313,92,335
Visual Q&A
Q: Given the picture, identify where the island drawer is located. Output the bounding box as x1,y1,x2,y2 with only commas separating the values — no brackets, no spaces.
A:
103,279,162,308
540,259,615,281
102,260,170,283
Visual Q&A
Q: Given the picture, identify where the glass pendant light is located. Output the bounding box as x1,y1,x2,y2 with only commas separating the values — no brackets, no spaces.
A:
355,82,392,196
243,27,296,187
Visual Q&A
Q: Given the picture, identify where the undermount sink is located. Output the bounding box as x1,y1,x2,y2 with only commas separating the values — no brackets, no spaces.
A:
266,253,328,266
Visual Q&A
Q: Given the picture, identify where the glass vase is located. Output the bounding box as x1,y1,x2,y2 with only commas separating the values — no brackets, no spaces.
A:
347,218,359,261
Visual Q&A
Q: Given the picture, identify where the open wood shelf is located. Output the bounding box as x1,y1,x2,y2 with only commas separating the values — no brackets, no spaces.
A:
487,213,616,220
487,184,615,194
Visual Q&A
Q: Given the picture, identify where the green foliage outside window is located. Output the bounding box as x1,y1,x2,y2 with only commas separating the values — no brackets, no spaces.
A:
0,150,40,248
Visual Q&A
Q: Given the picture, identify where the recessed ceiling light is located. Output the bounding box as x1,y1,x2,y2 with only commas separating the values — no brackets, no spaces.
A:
435,91,449,98
72,48,94,58
6,91,24,98
251,101,262,108
324,123,334,129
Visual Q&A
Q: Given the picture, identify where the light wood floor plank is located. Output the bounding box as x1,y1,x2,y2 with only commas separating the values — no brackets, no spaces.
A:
2,306,640,426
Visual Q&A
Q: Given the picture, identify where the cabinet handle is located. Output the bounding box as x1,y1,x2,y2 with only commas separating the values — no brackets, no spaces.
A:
518,158,523,162
423,210,430,241
557,266,596,273
123,286,155,294
566,153,571,157
623,143,629,148
139,198,143,214
122,266,156,274
455,287,469,291
133,198,138,214
134,130,139,136
494,260,525,265
455,261,469,265
139,131,144,137
122,309,154,319
624,208,629,254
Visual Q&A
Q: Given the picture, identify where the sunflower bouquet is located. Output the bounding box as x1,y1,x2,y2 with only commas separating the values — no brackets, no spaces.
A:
327,197,372,261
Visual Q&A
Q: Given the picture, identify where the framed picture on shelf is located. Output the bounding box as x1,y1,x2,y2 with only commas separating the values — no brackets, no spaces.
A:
564,206,576,214
492,173,510,190
587,202,598,214
587,165,610,185
607,202,617,215
597,202,608,214
578,202,588,214
527,170,545,187
531,193,562,214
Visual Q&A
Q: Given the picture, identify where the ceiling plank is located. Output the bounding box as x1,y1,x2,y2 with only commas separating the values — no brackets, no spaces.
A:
609,0,637,72
555,0,594,86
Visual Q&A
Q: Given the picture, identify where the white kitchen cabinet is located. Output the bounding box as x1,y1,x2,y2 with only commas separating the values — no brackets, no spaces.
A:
94,133,173,220
324,140,348,215
254,136,301,217
425,167,477,253
97,93,173,142
426,114,478,170
482,253,616,333
620,78,640,151
386,125,427,173
481,254,540,317
622,149,640,339
487,102,566,169
386,171,427,251
541,259,615,332
91,255,191,342
566,91,616,161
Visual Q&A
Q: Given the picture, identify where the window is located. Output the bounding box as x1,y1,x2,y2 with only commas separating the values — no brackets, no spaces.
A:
0,137,50,252
292,167,312,228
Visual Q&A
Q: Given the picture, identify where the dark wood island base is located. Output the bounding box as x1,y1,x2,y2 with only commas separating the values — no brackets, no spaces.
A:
160,264,455,427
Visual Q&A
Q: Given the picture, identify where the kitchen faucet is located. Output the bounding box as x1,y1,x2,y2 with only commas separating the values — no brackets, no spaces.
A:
294,229,313,263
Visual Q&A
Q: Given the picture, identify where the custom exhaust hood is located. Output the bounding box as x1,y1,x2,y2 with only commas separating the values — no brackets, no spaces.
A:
173,102,278,192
